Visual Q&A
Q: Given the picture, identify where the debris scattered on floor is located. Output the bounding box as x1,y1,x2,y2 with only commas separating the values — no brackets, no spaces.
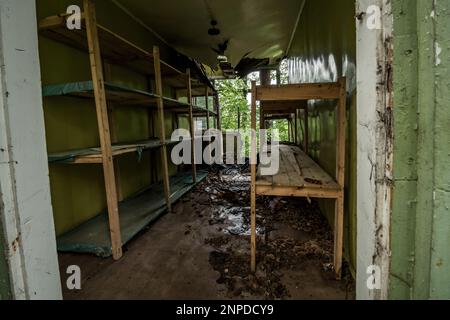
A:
59,164,355,300
199,163,355,299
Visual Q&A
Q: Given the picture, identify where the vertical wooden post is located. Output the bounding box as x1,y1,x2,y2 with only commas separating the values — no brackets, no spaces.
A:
288,120,292,142
215,93,221,131
334,77,347,278
304,105,309,154
250,81,257,273
84,0,122,260
153,46,172,212
205,86,210,130
336,77,347,187
294,110,298,145
334,196,344,278
260,103,265,130
186,69,197,183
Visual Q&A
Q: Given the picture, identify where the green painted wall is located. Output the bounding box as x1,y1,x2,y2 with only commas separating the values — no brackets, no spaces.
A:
37,0,188,236
288,0,357,274
391,0,450,300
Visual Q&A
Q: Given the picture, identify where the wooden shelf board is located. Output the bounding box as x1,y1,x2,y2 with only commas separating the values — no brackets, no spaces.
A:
43,81,197,111
256,82,342,101
43,81,159,106
39,13,179,77
256,144,341,192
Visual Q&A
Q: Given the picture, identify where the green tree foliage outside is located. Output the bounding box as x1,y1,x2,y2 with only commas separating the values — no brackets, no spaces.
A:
216,61,291,144
216,78,250,131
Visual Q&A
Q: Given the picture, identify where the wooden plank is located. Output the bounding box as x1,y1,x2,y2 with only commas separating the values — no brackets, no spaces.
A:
334,196,344,279
40,17,152,63
66,146,160,164
260,102,265,130
186,69,197,183
256,185,341,199
334,77,347,279
292,146,341,190
256,145,341,191
272,149,291,186
304,106,309,153
261,100,307,112
288,120,292,142
153,46,172,212
40,13,180,79
39,12,86,30
294,109,298,145
205,86,210,130
84,0,122,260
250,81,257,273
214,93,221,131
283,147,302,185
256,82,341,101
263,110,296,116
336,77,347,188
264,115,293,121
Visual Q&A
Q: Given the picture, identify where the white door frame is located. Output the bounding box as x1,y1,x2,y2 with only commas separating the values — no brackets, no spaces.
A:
0,0,62,300
0,0,395,301
356,0,394,300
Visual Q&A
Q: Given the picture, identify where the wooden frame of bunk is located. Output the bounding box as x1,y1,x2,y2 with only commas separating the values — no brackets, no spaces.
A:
250,78,347,278
39,0,220,260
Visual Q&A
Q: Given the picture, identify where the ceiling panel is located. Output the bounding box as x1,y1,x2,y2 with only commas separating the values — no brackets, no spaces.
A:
114,0,303,68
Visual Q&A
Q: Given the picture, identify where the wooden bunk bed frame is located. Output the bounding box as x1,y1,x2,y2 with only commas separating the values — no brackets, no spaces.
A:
39,0,220,260
250,78,347,278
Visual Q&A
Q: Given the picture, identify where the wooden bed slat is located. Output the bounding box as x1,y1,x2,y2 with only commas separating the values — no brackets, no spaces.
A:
256,82,341,101
256,145,341,191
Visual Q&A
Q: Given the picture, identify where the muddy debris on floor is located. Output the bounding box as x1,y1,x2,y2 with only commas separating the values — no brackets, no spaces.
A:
198,163,354,299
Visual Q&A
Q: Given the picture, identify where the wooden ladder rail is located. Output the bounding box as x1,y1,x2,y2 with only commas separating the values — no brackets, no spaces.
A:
186,69,197,183
205,86,210,130
250,81,257,273
153,46,172,213
334,77,347,279
214,93,221,131
250,78,347,279
84,0,122,260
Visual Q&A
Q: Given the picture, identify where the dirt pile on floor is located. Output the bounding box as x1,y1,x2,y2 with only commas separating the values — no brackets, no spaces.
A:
198,164,354,299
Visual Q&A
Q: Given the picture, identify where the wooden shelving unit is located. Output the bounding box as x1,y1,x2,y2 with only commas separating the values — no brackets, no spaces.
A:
39,0,219,259
250,78,347,278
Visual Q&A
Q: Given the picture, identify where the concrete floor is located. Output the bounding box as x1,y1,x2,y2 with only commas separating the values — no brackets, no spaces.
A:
59,170,354,300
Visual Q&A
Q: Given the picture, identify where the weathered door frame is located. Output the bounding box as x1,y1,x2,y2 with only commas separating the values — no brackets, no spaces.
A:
0,0,62,299
356,0,394,300
0,0,395,301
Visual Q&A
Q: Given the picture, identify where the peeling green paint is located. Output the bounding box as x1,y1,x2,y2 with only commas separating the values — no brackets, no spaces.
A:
391,0,450,300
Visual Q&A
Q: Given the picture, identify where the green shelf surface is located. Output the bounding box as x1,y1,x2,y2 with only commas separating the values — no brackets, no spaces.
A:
57,171,208,257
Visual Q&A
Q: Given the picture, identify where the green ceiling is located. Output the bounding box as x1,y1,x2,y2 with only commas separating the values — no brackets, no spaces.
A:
114,0,304,68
